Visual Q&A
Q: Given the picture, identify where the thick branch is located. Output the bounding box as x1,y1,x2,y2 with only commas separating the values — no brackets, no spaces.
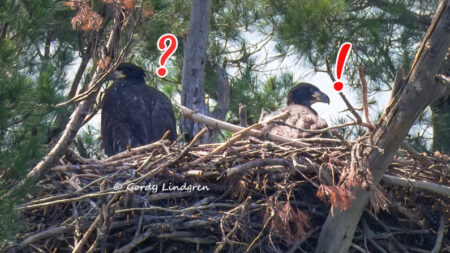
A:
180,106,309,148
381,175,450,199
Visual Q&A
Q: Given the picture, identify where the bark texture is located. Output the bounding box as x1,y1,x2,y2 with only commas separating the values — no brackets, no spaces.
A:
315,1,450,252
181,0,212,143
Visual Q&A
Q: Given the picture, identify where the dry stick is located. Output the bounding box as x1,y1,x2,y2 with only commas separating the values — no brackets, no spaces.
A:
180,106,309,148
231,110,289,136
351,243,366,253
73,214,102,253
358,66,373,128
157,231,216,244
365,211,409,253
67,175,99,209
286,227,321,253
239,104,248,127
135,130,172,172
401,142,433,167
436,73,450,84
19,190,127,210
188,111,289,167
18,225,75,249
338,92,364,125
381,174,450,198
226,158,290,177
133,128,209,183
117,203,236,214
324,60,370,129
431,214,446,253
362,219,388,253
246,208,275,252
271,120,370,134
102,140,169,164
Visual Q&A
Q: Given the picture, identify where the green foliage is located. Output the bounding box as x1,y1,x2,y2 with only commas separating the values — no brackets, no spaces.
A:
273,0,347,65
0,0,78,241
267,0,437,87
229,70,294,124
76,125,103,159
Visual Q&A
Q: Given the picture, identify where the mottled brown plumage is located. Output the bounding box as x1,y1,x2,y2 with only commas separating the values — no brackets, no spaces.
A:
265,83,329,138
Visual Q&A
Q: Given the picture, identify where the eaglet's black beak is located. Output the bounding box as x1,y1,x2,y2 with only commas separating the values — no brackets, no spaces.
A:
312,90,330,104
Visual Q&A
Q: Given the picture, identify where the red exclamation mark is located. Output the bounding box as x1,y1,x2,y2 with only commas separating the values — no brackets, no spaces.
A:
333,42,352,91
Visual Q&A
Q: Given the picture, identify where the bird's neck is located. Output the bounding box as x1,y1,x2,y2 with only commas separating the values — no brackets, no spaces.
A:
115,77,145,87
289,101,313,108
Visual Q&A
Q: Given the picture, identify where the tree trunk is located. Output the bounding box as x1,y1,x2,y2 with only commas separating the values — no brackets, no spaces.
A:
431,59,450,153
181,0,211,143
208,64,231,142
315,1,450,252
431,93,450,153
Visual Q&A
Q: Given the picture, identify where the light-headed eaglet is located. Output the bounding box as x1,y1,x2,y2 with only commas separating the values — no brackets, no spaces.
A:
101,63,177,156
264,83,330,139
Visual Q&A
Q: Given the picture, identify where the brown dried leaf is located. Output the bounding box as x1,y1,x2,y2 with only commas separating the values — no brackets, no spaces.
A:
71,7,103,31
120,0,135,10
141,4,154,20
63,1,77,10
330,186,354,210
98,56,111,70
231,179,248,201
316,185,354,210
265,197,310,245
293,208,310,236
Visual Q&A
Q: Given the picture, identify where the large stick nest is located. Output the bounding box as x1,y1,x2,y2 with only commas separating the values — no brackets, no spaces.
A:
4,128,449,253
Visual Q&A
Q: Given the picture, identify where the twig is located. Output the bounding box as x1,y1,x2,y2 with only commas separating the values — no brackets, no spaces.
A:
227,158,290,177
362,219,388,253
133,128,208,183
239,104,248,127
271,120,371,134
358,66,374,128
73,214,101,253
114,225,161,253
338,92,364,125
188,111,289,167
19,190,127,210
286,227,320,253
117,203,236,214
400,142,433,167
19,225,74,249
431,214,446,253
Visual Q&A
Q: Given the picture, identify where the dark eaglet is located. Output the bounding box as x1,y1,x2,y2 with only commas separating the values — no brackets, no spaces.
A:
264,83,330,138
101,63,177,156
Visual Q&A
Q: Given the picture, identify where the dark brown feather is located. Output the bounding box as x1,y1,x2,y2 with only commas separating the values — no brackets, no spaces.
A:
101,63,177,156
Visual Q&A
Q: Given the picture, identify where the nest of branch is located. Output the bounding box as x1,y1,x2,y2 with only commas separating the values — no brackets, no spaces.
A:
4,126,449,253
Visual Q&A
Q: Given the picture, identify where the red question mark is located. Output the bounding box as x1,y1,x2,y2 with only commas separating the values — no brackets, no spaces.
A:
156,34,178,78
333,42,352,92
